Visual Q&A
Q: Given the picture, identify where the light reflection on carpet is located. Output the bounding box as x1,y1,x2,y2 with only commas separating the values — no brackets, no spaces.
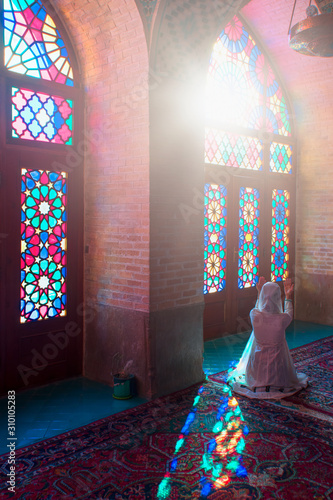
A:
157,376,248,499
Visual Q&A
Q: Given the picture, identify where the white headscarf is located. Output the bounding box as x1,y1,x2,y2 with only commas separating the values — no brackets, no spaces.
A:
257,282,283,314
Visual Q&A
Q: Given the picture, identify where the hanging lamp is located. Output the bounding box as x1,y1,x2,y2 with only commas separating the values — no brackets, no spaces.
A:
288,0,333,56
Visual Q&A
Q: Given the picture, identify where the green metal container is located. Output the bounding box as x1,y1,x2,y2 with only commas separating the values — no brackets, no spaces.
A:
113,374,135,399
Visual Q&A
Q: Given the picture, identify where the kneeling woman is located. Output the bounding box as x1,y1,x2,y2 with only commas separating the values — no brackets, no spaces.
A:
227,277,308,399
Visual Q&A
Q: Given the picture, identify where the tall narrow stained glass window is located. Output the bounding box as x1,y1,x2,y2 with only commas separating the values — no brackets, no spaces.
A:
271,189,290,282
21,168,67,322
204,184,227,294
238,187,260,289
4,0,74,85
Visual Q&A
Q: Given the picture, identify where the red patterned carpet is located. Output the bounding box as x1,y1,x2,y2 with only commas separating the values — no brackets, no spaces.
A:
0,336,332,499
210,334,333,420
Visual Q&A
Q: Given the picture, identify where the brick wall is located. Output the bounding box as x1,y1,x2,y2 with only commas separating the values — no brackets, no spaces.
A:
54,0,150,313
293,62,333,323
53,0,151,394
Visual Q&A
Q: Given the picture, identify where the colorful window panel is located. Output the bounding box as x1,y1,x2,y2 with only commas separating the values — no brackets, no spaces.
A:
238,187,260,289
206,16,265,129
271,189,290,282
21,168,67,323
204,184,227,294
266,64,291,137
270,142,292,174
205,128,263,170
12,86,73,144
4,0,73,85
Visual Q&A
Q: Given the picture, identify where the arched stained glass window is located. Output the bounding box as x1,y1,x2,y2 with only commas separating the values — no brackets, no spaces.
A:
1,0,83,391
4,0,73,85
21,169,67,323
206,16,265,131
205,15,293,172
1,0,80,324
203,13,295,310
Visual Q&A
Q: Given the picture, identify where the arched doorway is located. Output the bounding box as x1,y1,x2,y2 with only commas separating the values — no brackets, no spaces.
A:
0,0,84,393
203,15,296,340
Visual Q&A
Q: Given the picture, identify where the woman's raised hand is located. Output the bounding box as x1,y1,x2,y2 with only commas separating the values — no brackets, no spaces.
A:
284,278,294,299
256,276,266,293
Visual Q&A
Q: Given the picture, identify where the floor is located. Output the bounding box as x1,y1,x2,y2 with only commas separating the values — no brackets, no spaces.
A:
0,320,332,456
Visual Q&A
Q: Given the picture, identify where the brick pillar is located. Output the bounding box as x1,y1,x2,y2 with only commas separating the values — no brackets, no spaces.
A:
149,75,206,396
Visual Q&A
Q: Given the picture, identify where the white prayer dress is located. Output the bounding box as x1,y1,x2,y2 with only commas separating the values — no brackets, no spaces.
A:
227,282,309,399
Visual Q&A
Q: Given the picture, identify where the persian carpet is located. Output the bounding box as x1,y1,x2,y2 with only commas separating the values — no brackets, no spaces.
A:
209,334,333,421
0,337,332,500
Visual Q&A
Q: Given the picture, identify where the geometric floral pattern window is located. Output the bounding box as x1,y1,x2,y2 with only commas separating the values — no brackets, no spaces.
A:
271,189,290,282
204,184,227,294
204,15,294,293
4,0,73,85
2,0,75,322
20,169,67,322
205,129,263,170
206,16,292,170
270,142,292,174
238,187,260,289
12,87,73,144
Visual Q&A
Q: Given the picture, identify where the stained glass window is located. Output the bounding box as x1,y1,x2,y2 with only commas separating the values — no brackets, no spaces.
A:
203,15,294,314
205,16,293,170
12,86,73,144
271,189,290,282
204,184,227,294
238,187,260,289
4,0,74,86
266,64,291,137
270,142,292,174
206,16,265,130
21,168,67,323
205,128,263,170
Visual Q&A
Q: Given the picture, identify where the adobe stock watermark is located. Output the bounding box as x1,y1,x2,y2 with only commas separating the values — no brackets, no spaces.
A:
178,166,234,224
50,66,166,175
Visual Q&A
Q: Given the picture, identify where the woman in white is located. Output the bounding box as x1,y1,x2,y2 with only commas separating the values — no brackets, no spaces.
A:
227,277,308,399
